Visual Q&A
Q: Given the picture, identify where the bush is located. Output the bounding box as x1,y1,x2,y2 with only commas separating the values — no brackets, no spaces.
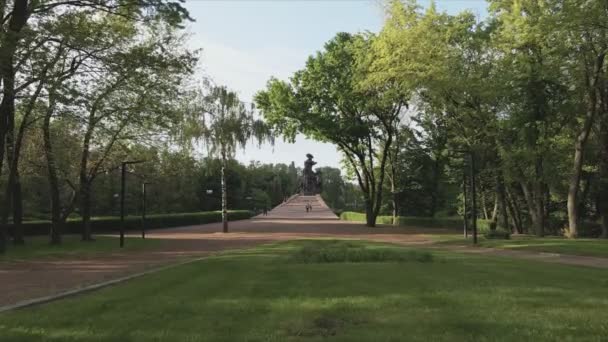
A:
17,210,254,236
483,229,511,240
289,240,433,263
574,222,603,238
340,211,490,231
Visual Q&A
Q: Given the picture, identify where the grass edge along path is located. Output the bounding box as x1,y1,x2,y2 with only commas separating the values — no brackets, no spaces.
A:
433,234,608,258
0,235,162,262
2,240,608,341
0,254,211,313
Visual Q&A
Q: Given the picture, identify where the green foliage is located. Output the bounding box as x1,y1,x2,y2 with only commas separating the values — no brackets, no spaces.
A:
256,32,408,226
340,211,491,230
288,240,433,264
184,84,273,158
317,166,347,210
483,229,511,240
250,188,271,210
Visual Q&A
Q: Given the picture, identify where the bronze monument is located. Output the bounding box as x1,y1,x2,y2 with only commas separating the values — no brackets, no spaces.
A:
300,153,322,195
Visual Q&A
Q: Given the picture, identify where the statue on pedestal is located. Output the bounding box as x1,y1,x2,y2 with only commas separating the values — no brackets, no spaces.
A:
300,153,321,195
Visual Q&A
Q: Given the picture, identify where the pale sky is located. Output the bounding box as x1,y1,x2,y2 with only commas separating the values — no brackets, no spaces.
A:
184,0,487,169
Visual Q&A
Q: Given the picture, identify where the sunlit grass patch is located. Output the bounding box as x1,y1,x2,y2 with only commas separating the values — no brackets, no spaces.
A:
2,240,608,341
434,234,608,258
288,240,433,263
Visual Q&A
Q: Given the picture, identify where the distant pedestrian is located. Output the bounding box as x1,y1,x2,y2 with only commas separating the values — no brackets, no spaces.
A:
263,207,268,216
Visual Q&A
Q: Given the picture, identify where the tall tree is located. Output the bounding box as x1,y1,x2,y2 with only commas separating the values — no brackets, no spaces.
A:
256,32,407,227
0,0,193,252
186,84,272,232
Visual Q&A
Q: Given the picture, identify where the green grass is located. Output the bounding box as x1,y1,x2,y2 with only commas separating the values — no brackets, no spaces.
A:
288,240,434,263
2,240,608,341
340,211,492,230
0,235,162,262
436,235,608,258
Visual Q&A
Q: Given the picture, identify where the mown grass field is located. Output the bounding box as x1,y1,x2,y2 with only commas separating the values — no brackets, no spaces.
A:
435,234,608,258
1,240,607,341
0,235,162,262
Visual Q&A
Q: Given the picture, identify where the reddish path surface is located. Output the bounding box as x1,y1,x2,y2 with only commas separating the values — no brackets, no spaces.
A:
2,217,608,309
0,219,444,308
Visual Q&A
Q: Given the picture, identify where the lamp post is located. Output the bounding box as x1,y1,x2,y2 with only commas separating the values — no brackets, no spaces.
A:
120,160,144,247
462,166,469,239
469,151,478,245
245,196,253,211
141,182,151,239
454,149,477,245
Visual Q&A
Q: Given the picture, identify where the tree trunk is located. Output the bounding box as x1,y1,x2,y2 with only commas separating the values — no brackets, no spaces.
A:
390,172,397,225
79,115,94,240
0,0,30,254
11,171,23,244
221,149,228,233
80,182,93,241
365,197,376,227
462,169,469,237
567,100,596,238
578,173,592,220
42,101,62,245
489,195,498,231
0,108,4,179
371,132,393,226
599,116,608,238
6,111,32,245
506,187,523,234
521,181,542,235
429,158,440,217
482,188,491,221
392,193,398,226
496,174,509,231
0,63,16,231
533,159,545,237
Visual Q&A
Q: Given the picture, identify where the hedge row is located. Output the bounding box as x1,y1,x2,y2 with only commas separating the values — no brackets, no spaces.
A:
339,211,606,236
17,210,254,236
340,211,491,231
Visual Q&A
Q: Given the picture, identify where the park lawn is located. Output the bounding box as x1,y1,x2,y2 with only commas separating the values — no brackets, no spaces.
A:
435,234,608,258
0,235,162,262
1,240,608,341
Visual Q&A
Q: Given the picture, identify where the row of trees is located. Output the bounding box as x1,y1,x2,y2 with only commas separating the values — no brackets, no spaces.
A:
256,0,608,238
0,0,201,252
0,0,283,249
7,135,352,223
0,0,365,253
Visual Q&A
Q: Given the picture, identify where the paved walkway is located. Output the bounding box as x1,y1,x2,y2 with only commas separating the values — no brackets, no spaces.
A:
2,195,608,309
